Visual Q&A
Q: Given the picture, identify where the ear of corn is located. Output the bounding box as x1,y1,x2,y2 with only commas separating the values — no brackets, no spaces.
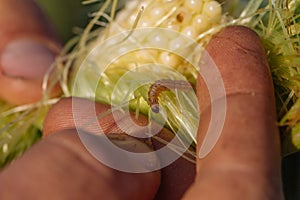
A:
62,0,300,155
69,0,225,150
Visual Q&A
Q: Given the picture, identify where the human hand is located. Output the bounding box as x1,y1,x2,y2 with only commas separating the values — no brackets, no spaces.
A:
0,1,284,199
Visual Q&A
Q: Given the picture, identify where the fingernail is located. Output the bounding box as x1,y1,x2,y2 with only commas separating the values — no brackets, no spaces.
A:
1,39,56,79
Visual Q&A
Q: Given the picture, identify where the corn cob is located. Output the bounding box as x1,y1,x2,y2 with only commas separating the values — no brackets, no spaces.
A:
103,0,223,80
69,0,225,150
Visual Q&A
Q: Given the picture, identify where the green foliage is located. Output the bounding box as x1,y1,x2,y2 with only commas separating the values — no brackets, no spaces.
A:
249,0,300,153
0,101,44,167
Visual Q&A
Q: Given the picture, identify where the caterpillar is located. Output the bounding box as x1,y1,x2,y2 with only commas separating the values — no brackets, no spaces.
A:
148,79,193,113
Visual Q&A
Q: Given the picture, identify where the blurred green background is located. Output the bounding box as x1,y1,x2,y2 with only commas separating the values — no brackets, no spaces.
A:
35,0,124,42
36,0,102,42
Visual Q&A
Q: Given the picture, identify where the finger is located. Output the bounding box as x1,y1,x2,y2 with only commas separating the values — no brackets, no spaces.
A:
0,0,61,105
43,97,195,199
0,129,160,200
184,26,284,199
43,97,154,137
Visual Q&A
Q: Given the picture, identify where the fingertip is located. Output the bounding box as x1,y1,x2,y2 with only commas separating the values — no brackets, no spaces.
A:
190,25,283,199
197,25,273,110
0,0,62,105
208,25,264,53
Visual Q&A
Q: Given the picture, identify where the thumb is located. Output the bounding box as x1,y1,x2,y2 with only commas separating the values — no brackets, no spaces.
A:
0,0,61,105
184,26,283,199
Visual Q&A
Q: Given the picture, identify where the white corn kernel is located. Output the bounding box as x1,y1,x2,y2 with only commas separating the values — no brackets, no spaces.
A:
193,14,211,33
203,1,222,22
165,20,181,31
148,32,169,48
184,0,203,13
159,51,181,67
149,7,166,21
170,37,186,50
182,26,197,38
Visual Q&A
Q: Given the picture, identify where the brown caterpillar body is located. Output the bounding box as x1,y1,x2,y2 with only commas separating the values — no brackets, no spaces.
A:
148,79,193,113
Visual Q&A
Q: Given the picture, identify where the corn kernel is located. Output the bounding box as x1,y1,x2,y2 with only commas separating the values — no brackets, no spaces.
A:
193,14,211,32
203,1,222,22
184,0,203,13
